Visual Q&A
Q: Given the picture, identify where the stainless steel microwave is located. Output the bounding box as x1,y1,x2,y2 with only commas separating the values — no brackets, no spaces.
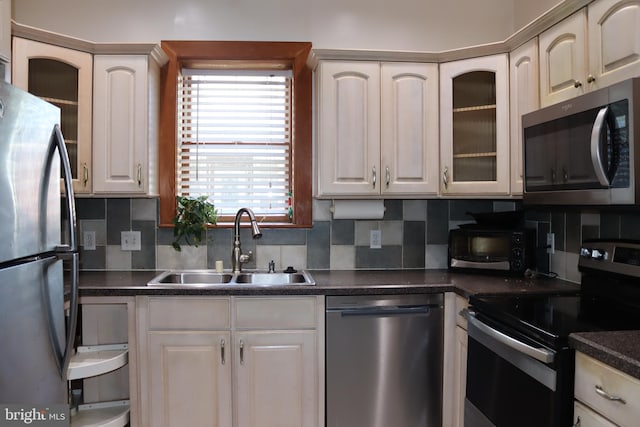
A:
448,228,535,275
523,78,640,205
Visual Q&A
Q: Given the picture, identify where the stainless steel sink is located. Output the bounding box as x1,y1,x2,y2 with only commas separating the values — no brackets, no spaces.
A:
151,271,234,286
148,270,315,287
235,272,311,285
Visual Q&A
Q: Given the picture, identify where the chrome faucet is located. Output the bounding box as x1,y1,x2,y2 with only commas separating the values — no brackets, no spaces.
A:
232,208,262,273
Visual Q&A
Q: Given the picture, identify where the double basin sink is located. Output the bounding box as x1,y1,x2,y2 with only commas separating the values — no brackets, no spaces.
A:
148,269,315,287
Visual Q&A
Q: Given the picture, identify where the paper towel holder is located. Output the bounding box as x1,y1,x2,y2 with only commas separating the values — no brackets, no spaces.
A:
330,200,386,220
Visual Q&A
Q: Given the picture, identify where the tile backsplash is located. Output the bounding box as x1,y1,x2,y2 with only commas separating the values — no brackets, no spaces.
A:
75,197,640,282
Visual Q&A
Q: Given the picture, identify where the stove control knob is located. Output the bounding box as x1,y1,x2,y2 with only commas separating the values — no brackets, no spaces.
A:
580,247,592,258
591,249,607,260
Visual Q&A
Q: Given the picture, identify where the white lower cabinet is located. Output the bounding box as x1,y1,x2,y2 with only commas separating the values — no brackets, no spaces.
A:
70,297,138,427
137,296,324,427
443,293,468,427
574,351,640,427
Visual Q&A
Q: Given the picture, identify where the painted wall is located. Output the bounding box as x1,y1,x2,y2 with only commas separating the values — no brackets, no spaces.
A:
13,0,523,51
513,0,562,32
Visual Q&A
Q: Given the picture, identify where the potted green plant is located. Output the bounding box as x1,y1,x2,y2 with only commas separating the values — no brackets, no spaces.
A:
172,195,217,251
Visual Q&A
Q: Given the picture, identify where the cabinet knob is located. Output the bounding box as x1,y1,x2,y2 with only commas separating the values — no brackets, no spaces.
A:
595,384,626,404
220,338,226,365
574,80,583,88
385,167,390,188
587,75,596,84
83,163,89,187
137,163,142,187
239,339,245,365
442,166,449,189
372,166,377,189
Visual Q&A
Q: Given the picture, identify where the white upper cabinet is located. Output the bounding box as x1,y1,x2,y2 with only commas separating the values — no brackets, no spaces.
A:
93,55,156,195
509,39,540,196
539,9,588,107
540,0,640,107
380,63,439,196
588,0,640,89
316,60,438,197
12,37,94,194
317,61,380,196
0,0,10,64
439,54,510,196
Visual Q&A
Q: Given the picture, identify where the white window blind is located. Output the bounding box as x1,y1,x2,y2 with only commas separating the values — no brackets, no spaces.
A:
177,69,292,218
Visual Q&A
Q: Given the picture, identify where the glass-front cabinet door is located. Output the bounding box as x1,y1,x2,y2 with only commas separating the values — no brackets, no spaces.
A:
12,37,92,193
440,54,509,195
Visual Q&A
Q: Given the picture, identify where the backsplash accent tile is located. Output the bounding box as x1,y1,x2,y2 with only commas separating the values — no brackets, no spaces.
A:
356,246,402,269
78,197,640,281
331,220,354,245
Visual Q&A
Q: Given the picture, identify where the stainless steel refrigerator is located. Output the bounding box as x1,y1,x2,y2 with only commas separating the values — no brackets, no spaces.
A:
0,80,79,405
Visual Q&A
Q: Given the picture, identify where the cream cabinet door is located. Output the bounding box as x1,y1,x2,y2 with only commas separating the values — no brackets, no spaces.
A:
539,9,588,106
588,0,640,90
0,0,10,64
93,55,148,194
380,62,439,196
317,61,381,196
509,39,540,196
440,54,510,195
12,37,93,193
453,325,468,427
235,330,318,427
573,401,617,427
146,331,232,427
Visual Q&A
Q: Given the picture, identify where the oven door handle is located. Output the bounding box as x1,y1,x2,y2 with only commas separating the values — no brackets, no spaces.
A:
464,309,555,364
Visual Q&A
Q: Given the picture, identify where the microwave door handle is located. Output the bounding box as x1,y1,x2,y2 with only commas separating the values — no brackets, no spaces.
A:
590,106,611,187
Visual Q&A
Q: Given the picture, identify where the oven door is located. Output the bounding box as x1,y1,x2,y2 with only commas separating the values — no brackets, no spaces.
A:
464,311,573,427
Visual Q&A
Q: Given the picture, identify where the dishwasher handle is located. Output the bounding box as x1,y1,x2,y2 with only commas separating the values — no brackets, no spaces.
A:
334,305,435,317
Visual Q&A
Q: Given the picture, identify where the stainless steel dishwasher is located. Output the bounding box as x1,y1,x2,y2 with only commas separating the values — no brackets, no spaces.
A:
326,294,443,427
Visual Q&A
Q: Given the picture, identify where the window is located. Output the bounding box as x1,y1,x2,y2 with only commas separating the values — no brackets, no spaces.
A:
158,41,313,227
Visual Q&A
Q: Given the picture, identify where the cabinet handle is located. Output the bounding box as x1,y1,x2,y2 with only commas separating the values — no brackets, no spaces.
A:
574,80,583,88
137,163,142,187
442,166,448,189
385,167,390,188
587,75,596,84
573,416,581,427
372,166,377,189
220,338,226,365
239,339,245,365
83,163,89,187
595,384,626,404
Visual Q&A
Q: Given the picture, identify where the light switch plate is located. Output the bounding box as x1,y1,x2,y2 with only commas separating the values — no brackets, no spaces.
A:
370,230,382,249
83,231,96,251
121,231,141,251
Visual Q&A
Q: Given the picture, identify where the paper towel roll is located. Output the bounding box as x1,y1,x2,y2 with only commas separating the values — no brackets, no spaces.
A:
331,200,386,219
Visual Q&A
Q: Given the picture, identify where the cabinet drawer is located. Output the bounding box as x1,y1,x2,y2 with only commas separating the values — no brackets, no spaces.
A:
147,297,231,330
573,401,616,427
575,351,640,426
234,296,318,330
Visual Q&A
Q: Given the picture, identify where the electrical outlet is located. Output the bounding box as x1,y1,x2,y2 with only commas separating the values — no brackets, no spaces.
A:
83,231,96,251
370,230,382,249
546,232,555,254
121,231,141,251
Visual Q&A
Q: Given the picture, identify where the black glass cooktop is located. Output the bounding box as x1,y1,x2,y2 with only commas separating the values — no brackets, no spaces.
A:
470,240,640,349
471,289,640,349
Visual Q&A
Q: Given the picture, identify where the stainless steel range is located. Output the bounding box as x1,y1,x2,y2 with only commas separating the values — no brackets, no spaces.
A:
464,239,640,427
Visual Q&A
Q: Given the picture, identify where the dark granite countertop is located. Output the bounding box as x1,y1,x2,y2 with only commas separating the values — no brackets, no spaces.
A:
73,269,640,382
569,331,640,380
74,269,580,298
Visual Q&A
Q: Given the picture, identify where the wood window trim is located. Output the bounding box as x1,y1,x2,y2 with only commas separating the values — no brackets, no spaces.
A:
158,40,313,228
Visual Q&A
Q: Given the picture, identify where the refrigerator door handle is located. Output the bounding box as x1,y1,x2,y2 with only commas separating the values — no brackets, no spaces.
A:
50,124,78,253
44,124,79,378
60,252,79,378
